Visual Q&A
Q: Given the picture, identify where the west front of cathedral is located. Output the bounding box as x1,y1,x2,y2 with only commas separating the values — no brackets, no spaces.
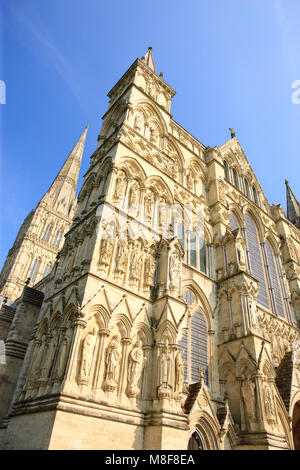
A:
0,48,300,450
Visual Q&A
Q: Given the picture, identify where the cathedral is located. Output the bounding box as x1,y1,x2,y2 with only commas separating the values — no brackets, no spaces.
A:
0,48,300,450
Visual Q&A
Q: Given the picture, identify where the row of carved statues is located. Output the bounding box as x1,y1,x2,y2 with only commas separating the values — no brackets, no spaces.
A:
98,233,182,295
22,323,186,403
78,332,186,400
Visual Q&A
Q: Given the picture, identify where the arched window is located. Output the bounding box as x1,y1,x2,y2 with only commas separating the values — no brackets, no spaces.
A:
191,310,208,384
252,185,258,204
29,258,41,284
244,214,269,309
264,241,285,318
186,231,209,275
223,160,229,181
229,213,240,231
53,230,62,247
42,225,52,242
179,290,209,386
188,231,197,268
244,178,250,198
42,263,52,279
232,168,239,189
199,236,207,274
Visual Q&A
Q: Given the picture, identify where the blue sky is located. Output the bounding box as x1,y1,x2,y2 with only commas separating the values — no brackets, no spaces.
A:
1,0,300,267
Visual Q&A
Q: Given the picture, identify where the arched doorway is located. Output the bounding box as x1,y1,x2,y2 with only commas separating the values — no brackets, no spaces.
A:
292,401,300,450
187,420,218,450
187,431,204,450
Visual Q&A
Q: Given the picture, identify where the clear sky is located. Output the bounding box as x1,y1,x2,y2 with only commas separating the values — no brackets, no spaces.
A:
1,0,300,268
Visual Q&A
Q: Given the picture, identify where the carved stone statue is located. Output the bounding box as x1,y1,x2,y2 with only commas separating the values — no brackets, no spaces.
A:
127,340,144,397
264,382,275,419
104,335,121,391
128,182,139,208
158,199,167,229
115,239,128,273
98,234,113,268
134,112,143,131
54,327,73,379
241,375,257,423
30,335,47,381
144,249,156,287
236,237,246,270
79,328,98,384
158,343,171,392
169,250,181,287
113,172,126,201
175,349,185,394
40,333,58,379
130,246,141,280
149,126,159,145
144,191,153,221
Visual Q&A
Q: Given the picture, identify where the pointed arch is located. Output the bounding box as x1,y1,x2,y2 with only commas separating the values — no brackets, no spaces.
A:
145,175,174,204
134,100,168,134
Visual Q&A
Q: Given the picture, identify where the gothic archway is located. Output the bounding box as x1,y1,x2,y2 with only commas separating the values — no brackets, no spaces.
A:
292,401,300,450
187,431,204,450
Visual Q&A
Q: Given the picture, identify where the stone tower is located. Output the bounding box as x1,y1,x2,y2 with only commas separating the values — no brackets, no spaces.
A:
0,49,300,450
0,126,88,302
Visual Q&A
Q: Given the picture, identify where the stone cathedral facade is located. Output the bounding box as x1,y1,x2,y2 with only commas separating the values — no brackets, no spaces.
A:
0,48,300,450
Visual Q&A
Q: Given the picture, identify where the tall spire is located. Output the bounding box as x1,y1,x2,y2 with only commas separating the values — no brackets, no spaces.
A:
285,179,300,228
142,46,156,73
41,126,88,215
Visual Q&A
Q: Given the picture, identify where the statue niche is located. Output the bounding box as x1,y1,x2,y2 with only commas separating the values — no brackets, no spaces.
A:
144,245,156,291
53,326,74,380
157,340,172,399
168,246,182,295
129,242,143,287
127,340,144,398
113,171,127,204
78,328,98,385
240,373,257,429
175,349,185,400
114,238,128,280
103,335,122,392
98,223,114,273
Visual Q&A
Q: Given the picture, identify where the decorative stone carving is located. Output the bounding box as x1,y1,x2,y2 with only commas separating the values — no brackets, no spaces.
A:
158,197,167,230
127,340,144,397
241,375,257,424
263,382,276,423
175,349,185,397
104,335,121,391
144,190,154,222
134,112,143,132
169,248,181,293
53,327,73,380
128,181,139,210
236,236,246,271
115,238,128,275
98,229,114,271
40,333,58,379
113,172,126,202
158,341,172,398
144,246,156,288
129,243,143,283
79,328,98,385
